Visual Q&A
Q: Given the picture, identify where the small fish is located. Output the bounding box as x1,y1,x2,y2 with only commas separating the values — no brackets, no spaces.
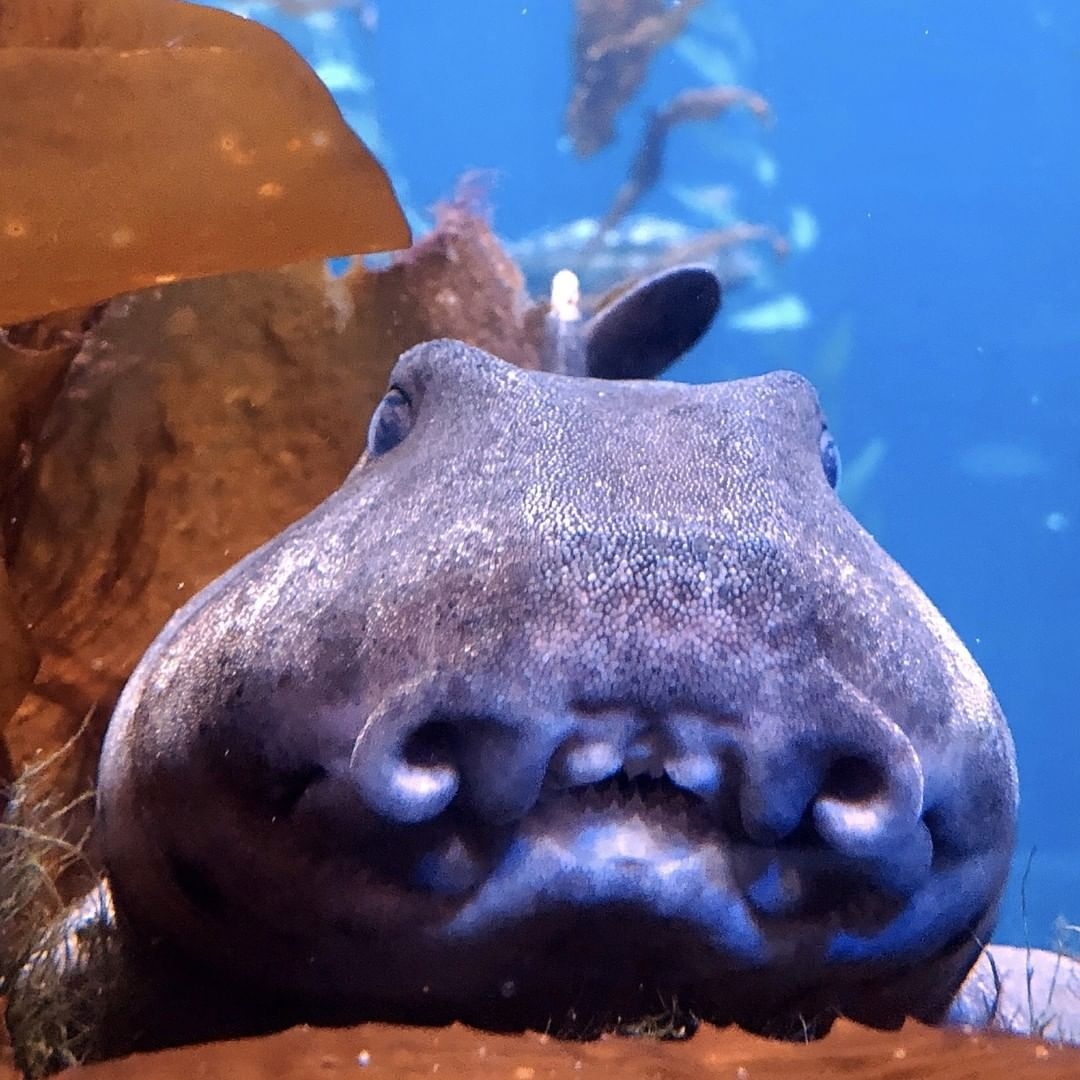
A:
728,294,810,333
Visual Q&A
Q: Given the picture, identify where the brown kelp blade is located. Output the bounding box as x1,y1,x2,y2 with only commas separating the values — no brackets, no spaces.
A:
0,0,410,325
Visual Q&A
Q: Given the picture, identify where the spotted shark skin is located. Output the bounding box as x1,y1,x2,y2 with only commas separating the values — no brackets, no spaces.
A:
8,269,1079,1065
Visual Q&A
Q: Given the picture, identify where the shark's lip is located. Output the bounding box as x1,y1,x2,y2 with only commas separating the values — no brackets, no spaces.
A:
123,752,1006,1028
404,776,975,973
430,805,999,976
442,802,772,964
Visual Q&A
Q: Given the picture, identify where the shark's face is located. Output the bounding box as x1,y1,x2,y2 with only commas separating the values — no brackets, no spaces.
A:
97,339,1016,1037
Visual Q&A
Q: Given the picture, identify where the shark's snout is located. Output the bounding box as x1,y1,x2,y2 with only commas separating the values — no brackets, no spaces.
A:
346,680,931,918
93,343,1017,1039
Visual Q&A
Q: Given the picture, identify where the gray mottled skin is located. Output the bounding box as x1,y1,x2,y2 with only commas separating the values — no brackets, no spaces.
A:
10,302,1080,1061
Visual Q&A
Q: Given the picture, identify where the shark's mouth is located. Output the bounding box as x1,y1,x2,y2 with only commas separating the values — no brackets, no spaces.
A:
442,771,775,960
414,767,986,976
143,699,1006,1035
297,699,1004,979
278,748,990,1036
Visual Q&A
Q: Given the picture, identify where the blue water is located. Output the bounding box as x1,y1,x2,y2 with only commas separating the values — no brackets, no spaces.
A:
219,1,1079,949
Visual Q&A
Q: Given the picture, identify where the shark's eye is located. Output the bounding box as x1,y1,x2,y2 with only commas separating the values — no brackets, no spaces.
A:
819,426,841,489
367,386,413,457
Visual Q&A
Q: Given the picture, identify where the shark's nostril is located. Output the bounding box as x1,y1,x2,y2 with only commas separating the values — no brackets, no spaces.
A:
373,720,461,823
382,759,459,824
351,689,574,828
403,720,460,769
813,747,924,860
736,702,926,865
350,710,461,825
736,725,932,912
820,755,887,804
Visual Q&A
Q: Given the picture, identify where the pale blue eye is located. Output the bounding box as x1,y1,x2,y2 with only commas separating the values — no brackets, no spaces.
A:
820,427,841,489
367,387,413,457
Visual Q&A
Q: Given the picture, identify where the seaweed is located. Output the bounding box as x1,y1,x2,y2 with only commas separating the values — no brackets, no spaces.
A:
585,87,775,262
2,880,118,1078
0,0,409,325
533,4,787,298
346,190,542,372
0,206,540,829
0,720,113,1077
0,560,35,745
0,309,105,741
565,0,705,157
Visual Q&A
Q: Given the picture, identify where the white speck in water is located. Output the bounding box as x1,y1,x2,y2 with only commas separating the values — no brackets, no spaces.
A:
356,1050,371,1067
729,294,810,333
305,11,336,32
315,60,371,94
788,205,819,251
1045,510,1069,533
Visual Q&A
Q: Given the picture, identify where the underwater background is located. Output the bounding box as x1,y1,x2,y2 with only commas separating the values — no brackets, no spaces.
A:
215,0,1079,950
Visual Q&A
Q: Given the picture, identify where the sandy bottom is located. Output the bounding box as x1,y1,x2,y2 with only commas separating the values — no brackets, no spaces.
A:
4,1003,1080,1080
